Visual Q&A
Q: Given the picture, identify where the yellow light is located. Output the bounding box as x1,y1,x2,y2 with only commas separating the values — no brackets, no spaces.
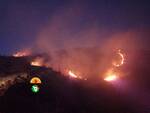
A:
104,74,117,81
68,70,78,78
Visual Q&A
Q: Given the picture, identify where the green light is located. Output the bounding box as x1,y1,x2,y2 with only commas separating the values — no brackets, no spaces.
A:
31,85,39,93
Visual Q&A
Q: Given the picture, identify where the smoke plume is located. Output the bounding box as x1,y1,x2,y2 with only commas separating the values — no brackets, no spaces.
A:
29,5,144,78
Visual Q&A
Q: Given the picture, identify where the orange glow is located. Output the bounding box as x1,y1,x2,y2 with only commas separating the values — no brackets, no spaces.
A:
13,50,31,57
104,68,118,82
113,49,125,67
68,70,85,80
104,74,118,81
31,57,44,66
68,70,78,78
103,49,125,82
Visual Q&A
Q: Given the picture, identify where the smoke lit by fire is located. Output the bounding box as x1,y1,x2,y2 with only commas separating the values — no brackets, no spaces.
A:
12,48,126,82
12,48,125,82
9,3,142,85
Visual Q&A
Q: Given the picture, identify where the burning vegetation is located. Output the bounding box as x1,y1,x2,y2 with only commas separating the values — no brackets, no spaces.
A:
68,70,86,80
12,48,126,82
31,57,45,66
0,47,127,96
104,49,125,82
13,49,31,57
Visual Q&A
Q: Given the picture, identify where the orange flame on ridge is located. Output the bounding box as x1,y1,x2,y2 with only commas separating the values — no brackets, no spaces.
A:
13,50,31,57
68,70,78,78
31,57,45,66
68,70,86,80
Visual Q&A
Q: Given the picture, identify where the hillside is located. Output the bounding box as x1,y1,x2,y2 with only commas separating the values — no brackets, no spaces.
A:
0,50,150,113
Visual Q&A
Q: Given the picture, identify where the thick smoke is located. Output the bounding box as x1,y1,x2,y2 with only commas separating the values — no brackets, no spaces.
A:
32,5,143,78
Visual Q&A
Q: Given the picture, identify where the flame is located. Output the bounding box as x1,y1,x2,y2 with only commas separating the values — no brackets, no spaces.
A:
104,69,118,82
13,50,31,57
104,49,125,82
68,70,78,78
113,49,125,67
68,70,86,80
104,74,118,81
31,57,44,66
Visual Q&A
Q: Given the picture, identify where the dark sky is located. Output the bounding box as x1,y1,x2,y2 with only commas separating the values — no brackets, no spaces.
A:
0,0,150,55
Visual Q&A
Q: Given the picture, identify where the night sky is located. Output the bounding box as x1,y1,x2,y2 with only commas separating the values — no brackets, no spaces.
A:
0,0,150,55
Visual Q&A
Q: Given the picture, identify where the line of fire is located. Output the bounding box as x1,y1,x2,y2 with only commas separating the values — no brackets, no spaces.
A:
12,48,126,82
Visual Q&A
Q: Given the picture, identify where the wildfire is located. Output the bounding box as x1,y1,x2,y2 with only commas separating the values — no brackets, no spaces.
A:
104,75,117,81
104,73,118,81
31,57,44,66
104,69,118,82
13,48,125,83
104,49,125,82
68,70,85,80
68,70,78,78
13,50,31,57
112,49,125,67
